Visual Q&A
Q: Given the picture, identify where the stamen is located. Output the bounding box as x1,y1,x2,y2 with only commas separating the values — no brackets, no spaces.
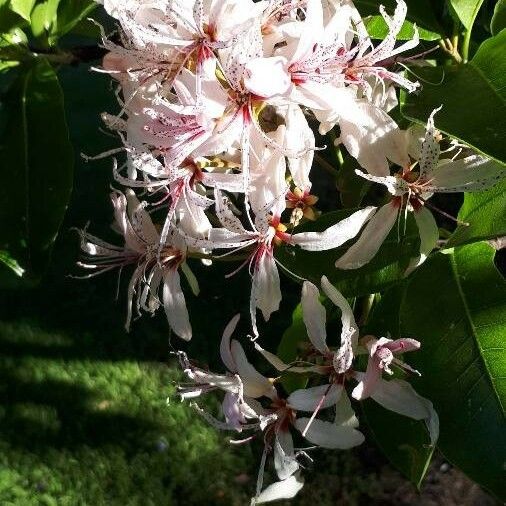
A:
422,200,469,226
301,383,333,437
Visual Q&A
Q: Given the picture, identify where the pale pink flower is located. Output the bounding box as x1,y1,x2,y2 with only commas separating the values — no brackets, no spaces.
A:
352,336,421,400
76,189,195,339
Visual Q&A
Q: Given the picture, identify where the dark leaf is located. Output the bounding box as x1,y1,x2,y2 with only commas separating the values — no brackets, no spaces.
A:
0,57,74,282
401,30,506,164
399,243,506,500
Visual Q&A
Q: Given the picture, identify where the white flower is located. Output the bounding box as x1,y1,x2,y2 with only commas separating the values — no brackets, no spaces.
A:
335,108,504,270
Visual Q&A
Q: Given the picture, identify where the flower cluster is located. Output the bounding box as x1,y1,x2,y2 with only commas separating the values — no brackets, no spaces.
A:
78,0,503,502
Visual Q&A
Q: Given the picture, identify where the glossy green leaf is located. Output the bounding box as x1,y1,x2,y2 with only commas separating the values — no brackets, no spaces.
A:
0,2,25,33
51,0,97,39
275,209,419,298
401,30,506,164
9,0,35,21
400,243,506,500
363,15,440,41
337,156,371,208
449,0,485,30
0,27,30,64
30,0,60,40
361,284,435,488
0,58,73,281
447,179,506,247
277,304,310,393
491,0,506,35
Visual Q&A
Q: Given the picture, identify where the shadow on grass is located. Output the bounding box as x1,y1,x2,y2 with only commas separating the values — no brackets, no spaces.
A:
0,369,164,452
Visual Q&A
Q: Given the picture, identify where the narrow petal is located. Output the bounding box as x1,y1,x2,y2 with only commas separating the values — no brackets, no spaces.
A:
220,314,241,373
426,156,504,193
274,431,299,480
351,356,382,400
181,261,200,296
301,281,329,355
335,202,399,270
418,107,441,180
290,0,322,63
406,206,439,275
284,105,314,190
231,340,277,399
163,269,192,341
288,384,342,412
255,474,304,504
369,377,439,445
252,250,282,322
295,418,365,449
291,207,376,251
254,343,322,374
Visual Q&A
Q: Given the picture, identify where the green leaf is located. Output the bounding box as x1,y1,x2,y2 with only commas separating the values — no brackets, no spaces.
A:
0,58,74,281
275,209,419,298
361,284,435,488
0,27,30,63
337,156,371,208
0,250,24,276
30,0,60,40
277,304,309,393
399,243,506,500
363,15,440,41
448,0,485,30
355,0,444,38
401,30,506,164
362,399,435,487
491,0,506,35
51,0,97,40
447,179,506,247
9,0,36,21
0,2,26,33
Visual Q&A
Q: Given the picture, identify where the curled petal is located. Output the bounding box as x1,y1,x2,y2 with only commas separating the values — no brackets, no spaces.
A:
220,314,241,373
385,338,421,354
321,276,359,370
